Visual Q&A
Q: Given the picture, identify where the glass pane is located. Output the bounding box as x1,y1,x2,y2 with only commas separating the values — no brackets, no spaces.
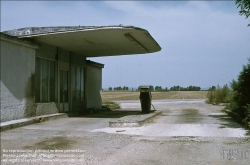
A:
64,71,68,102
35,57,40,102
60,70,63,102
81,67,84,100
41,59,49,102
49,61,55,102
71,66,76,101
76,67,81,100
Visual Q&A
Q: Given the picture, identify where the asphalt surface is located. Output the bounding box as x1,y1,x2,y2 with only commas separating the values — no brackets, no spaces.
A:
1,99,249,165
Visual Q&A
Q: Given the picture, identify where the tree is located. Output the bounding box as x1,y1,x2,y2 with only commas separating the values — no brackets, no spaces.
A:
209,86,216,91
170,85,180,91
149,85,154,91
155,86,162,91
109,87,112,91
230,59,250,118
114,86,122,91
236,0,250,26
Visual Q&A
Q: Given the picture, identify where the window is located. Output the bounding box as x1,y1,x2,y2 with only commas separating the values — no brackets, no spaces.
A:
72,66,84,101
35,57,56,103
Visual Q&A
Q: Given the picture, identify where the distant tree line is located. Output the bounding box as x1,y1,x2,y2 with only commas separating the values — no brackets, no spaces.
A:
109,86,129,91
107,85,201,91
141,85,201,91
169,85,201,91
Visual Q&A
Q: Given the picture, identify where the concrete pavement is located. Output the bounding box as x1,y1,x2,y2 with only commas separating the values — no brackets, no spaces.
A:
93,99,249,137
1,99,249,165
0,113,67,132
1,108,162,132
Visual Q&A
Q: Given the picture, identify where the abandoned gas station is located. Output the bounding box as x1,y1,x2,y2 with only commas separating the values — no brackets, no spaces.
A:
0,26,161,122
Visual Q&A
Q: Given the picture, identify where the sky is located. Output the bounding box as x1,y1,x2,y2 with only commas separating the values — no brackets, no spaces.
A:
1,1,250,89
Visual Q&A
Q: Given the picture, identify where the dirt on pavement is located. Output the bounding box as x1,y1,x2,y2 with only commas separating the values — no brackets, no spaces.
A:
1,99,249,165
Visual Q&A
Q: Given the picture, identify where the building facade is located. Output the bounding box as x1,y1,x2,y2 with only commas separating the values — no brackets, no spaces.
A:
1,33,104,122
1,26,161,122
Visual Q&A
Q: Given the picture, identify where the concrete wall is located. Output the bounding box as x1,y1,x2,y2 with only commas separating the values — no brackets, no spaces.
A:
36,103,58,116
1,35,104,121
0,35,38,122
86,60,104,109
36,42,56,60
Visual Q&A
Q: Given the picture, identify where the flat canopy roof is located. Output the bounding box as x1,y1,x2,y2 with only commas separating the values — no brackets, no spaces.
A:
3,26,161,57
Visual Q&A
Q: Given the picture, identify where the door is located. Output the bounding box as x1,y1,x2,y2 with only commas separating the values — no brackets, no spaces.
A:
60,70,69,112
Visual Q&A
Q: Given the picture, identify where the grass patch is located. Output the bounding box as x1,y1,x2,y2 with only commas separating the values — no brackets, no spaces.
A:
102,101,121,110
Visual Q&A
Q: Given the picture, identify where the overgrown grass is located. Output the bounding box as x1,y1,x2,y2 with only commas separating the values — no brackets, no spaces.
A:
206,85,233,105
102,101,121,110
206,84,250,128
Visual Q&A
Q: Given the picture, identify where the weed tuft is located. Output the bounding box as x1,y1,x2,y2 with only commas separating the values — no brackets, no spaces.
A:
102,101,120,110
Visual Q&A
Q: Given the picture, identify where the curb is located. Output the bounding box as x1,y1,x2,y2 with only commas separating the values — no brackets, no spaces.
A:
0,113,67,132
109,111,163,128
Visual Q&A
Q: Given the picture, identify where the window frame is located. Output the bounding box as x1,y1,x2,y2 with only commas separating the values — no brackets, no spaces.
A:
72,65,85,101
35,57,56,103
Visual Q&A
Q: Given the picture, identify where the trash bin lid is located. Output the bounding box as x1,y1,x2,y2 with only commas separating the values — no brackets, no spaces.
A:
139,85,150,89
139,86,151,92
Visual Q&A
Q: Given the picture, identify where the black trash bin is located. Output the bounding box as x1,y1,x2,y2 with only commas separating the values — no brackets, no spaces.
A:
139,86,152,114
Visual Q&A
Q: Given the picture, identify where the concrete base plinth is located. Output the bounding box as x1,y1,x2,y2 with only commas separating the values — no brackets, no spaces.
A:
109,111,162,128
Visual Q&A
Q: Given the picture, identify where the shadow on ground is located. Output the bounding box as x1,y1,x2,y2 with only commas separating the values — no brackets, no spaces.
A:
70,110,145,119
209,113,245,129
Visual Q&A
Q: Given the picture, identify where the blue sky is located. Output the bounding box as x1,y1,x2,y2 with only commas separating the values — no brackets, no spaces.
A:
1,1,250,89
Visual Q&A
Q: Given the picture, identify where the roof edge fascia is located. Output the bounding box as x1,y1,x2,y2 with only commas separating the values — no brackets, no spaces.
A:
3,26,145,38
0,32,39,49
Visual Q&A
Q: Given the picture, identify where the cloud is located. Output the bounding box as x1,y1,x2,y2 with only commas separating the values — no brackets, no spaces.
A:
2,1,250,88
97,1,250,87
